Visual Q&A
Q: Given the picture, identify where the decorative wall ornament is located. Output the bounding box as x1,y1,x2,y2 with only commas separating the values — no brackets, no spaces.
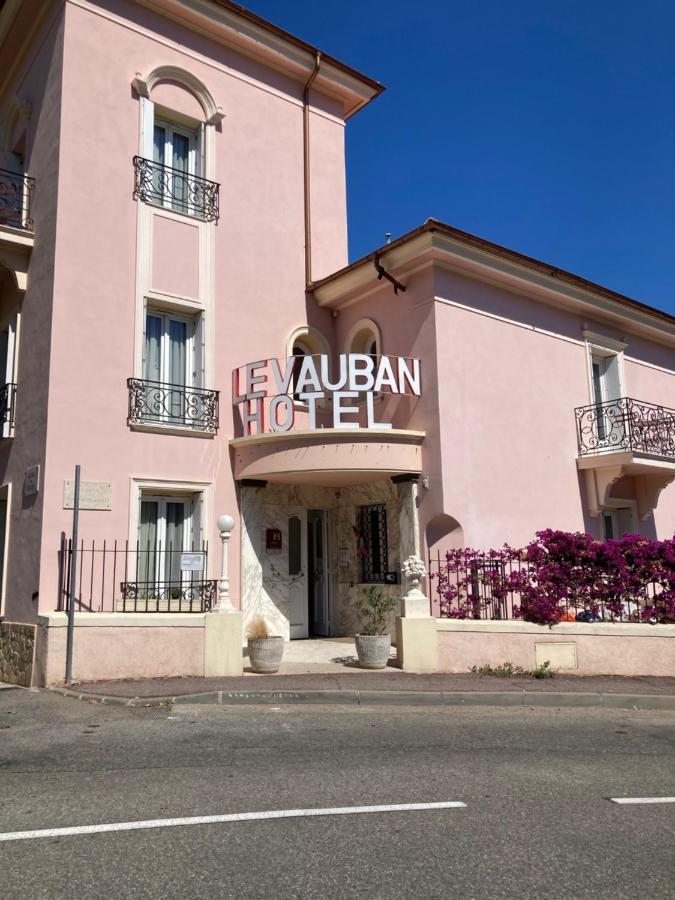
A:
131,66,224,124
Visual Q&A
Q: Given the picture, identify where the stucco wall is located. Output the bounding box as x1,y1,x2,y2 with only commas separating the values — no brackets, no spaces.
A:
0,6,66,623
437,620,675,677
34,0,349,616
35,613,206,685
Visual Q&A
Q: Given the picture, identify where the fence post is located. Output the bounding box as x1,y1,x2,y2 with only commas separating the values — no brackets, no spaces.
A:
65,465,81,685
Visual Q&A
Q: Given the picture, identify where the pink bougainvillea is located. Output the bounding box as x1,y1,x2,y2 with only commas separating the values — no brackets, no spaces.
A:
430,531,675,625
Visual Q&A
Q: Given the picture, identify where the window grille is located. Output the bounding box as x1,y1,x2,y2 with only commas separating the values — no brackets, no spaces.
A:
359,504,388,583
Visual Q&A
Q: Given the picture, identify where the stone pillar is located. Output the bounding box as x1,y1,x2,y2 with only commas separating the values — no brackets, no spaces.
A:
392,474,438,673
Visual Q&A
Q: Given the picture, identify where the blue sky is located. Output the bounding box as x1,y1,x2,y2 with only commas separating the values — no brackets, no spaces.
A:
247,1,675,316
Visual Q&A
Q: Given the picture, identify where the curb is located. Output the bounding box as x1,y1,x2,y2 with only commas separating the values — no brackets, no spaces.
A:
46,686,675,711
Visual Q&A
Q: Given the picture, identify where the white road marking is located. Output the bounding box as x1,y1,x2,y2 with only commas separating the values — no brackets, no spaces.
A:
0,801,466,843
609,797,675,805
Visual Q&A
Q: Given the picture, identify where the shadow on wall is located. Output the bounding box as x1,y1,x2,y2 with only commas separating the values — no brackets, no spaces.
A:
426,514,464,561
426,514,463,615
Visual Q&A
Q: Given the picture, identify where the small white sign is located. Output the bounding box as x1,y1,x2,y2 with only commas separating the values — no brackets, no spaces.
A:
180,552,205,572
63,481,112,511
23,465,40,497
339,546,350,568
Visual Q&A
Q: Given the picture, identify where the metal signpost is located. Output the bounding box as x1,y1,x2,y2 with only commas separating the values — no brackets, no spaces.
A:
65,465,81,685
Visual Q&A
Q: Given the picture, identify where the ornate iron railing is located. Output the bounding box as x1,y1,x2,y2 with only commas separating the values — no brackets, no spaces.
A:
128,378,219,432
119,579,216,613
575,397,675,459
0,168,35,230
0,382,16,430
57,536,215,613
133,156,219,222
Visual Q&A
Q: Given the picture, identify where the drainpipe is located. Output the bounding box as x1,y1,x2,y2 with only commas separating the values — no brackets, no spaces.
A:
374,252,406,295
303,50,321,288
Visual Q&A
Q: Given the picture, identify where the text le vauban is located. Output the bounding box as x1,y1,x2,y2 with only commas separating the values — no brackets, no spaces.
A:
233,354,421,436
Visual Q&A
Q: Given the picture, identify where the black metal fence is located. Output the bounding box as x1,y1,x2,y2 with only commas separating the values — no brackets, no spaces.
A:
428,550,671,623
57,537,216,613
133,156,219,222
0,168,35,230
127,378,219,432
575,397,675,459
429,551,524,621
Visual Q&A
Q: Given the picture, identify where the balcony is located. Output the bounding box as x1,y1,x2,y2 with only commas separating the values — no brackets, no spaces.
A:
0,170,35,291
0,168,34,231
133,156,219,223
575,397,675,519
576,397,675,459
128,378,219,434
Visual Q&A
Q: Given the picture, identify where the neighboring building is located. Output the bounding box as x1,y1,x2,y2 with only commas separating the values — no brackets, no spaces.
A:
0,0,673,684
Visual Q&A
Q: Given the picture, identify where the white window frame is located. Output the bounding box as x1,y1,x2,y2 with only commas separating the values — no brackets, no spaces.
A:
153,118,199,215
0,315,17,440
583,331,627,407
129,479,212,579
144,307,196,388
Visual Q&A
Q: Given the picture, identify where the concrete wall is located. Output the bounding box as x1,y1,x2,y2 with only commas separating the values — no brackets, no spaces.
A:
437,620,675,677
35,613,207,684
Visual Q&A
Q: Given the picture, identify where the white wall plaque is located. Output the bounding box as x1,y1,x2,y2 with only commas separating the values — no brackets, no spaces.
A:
180,552,205,572
23,465,40,497
63,481,112,511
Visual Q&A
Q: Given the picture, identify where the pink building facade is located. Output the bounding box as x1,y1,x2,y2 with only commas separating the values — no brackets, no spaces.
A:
0,0,673,685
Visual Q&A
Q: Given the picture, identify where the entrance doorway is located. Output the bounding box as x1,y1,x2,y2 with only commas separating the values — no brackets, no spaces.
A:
287,508,329,639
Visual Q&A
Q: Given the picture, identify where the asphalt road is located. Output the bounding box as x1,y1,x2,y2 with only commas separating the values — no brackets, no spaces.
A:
0,688,673,899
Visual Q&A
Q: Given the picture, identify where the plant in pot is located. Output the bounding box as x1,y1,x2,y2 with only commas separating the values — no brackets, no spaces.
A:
246,616,284,674
353,585,399,669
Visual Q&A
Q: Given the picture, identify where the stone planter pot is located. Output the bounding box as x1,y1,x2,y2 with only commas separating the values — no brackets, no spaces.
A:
355,633,391,670
248,636,284,674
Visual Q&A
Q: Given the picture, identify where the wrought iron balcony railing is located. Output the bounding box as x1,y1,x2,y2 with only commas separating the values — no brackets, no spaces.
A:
575,397,675,459
0,168,35,231
0,383,16,432
128,378,219,432
133,156,219,222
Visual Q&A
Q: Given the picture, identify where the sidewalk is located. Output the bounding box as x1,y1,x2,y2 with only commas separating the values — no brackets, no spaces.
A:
49,671,675,710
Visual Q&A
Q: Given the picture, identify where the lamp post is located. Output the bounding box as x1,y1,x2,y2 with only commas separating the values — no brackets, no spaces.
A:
215,514,235,612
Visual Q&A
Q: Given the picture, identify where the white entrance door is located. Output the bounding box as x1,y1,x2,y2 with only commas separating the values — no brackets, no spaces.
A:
287,508,308,639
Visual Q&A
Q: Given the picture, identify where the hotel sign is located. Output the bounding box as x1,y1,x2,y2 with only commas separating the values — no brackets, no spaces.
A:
232,354,421,437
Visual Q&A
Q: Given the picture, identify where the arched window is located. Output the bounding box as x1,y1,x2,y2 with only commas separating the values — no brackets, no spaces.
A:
132,67,222,222
345,318,381,364
286,327,328,402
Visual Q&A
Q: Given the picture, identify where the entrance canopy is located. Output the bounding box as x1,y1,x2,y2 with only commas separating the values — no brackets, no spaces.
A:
230,428,424,486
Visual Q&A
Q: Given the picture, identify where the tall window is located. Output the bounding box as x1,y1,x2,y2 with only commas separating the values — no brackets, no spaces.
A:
358,504,388,583
144,310,193,387
590,351,622,445
138,492,202,587
0,318,17,438
152,119,198,214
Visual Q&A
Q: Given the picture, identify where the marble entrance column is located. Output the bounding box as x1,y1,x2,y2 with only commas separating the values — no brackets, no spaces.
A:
238,479,267,632
392,473,421,567
392,474,438,673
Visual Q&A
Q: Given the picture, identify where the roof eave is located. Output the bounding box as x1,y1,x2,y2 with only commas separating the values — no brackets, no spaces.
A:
311,221,675,346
